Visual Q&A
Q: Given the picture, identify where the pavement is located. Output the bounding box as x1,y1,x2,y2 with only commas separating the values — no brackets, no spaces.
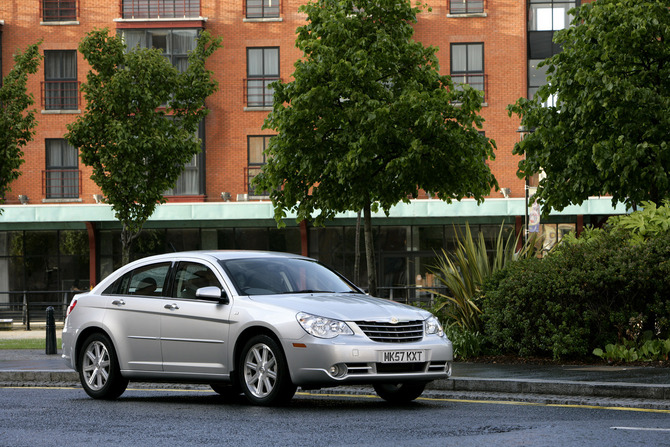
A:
3,327,670,410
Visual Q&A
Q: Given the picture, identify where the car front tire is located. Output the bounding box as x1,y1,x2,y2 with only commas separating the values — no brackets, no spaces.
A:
373,382,427,403
78,333,128,400
238,335,296,406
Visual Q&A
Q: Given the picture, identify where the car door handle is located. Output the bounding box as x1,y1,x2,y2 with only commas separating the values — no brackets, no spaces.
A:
164,303,179,310
111,299,126,306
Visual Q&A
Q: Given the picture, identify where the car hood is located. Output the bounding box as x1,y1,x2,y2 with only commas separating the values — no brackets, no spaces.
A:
248,293,431,322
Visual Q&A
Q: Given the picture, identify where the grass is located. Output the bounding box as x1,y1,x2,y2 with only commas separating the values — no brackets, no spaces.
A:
0,338,62,350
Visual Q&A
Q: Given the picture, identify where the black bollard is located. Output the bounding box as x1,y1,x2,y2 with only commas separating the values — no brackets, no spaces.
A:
45,306,57,355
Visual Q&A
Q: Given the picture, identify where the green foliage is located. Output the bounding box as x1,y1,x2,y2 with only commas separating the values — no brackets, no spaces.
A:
607,200,670,244
0,41,42,212
444,326,488,360
508,0,670,214
256,0,497,224
428,223,537,332
482,231,670,359
594,335,670,363
66,29,221,264
253,0,497,293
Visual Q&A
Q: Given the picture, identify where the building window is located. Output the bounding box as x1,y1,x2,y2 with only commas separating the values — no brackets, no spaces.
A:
246,135,271,195
450,43,485,97
119,29,204,196
245,47,279,108
42,0,78,21
528,59,557,107
449,0,484,14
44,139,80,199
119,29,198,72
245,0,280,18
121,0,200,19
529,0,576,31
43,50,78,110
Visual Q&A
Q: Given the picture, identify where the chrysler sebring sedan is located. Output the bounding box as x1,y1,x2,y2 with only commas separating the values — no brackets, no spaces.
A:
62,251,453,405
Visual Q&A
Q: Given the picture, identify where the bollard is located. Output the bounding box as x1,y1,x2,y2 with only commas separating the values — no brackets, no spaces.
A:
45,306,57,355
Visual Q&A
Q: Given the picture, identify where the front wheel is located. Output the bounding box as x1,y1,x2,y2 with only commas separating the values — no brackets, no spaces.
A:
78,333,128,400
238,335,296,406
373,382,427,403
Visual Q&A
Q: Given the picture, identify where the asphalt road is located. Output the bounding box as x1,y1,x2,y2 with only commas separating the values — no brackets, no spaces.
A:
2,386,670,447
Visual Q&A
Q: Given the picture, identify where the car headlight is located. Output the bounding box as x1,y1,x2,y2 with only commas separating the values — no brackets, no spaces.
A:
297,312,354,339
425,315,444,337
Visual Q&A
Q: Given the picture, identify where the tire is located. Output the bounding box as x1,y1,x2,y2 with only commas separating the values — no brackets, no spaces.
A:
238,335,296,406
373,382,427,403
78,333,128,400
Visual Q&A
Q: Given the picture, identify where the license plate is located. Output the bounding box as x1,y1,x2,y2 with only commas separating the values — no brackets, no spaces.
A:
380,350,425,363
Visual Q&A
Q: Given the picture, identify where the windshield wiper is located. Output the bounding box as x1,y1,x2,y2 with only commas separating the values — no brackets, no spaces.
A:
281,289,334,294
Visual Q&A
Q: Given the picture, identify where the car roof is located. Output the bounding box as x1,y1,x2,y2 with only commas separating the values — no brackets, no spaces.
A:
133,250,312,263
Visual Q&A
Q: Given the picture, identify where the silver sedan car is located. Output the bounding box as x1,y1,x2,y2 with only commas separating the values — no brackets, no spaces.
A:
62,251,453,405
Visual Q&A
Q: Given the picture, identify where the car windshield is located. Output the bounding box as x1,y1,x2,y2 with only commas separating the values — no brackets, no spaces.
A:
219,257,359,296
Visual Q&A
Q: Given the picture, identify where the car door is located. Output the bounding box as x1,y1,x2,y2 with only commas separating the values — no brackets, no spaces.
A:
160,260,232,376
102,261,172,372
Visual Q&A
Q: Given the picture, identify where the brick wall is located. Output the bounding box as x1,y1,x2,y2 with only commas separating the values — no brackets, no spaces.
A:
1,0,529,204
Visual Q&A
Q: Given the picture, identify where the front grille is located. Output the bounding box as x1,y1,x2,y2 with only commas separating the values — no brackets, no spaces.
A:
356,320,424,343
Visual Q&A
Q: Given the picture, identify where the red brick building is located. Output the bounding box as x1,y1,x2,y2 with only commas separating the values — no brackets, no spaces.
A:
0,0,617,305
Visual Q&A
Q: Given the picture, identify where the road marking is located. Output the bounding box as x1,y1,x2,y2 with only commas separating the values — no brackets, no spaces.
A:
298,391,670,414
611,427,670,432
4,386,670,415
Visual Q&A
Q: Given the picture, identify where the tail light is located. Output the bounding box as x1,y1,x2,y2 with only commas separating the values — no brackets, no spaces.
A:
66,298,78,317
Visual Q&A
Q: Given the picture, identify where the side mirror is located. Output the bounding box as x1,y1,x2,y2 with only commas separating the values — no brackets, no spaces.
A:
195,286,229,305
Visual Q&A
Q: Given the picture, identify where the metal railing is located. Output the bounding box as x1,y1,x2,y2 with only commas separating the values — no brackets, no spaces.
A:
449,0,485,14
0,291,76,330
244,77,279,108
450,73,487,101
41,81,80,110
376,286,449,307
121,0,200,19
42,169,82,199
42,0,79,21
244,0,281,19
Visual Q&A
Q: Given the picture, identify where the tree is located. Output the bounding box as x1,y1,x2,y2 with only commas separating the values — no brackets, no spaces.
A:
253,0,497,295
0,42,42,213
508,0,670,214
66,29,221,265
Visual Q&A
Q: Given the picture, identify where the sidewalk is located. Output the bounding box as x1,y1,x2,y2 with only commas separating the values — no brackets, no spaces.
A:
2,328,670,408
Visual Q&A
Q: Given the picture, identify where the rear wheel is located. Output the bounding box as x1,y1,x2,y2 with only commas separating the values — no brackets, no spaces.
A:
373,382,427,403
238,335,296,406
78,333,128,400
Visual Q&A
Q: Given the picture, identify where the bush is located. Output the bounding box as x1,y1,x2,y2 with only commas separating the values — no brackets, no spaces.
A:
481,231,670,359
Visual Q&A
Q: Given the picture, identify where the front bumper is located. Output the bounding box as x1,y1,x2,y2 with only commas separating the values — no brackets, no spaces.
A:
282,335,453,387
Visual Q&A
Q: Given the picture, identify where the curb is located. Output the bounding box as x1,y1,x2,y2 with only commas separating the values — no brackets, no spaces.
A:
431,378,670,400
3,370,670,402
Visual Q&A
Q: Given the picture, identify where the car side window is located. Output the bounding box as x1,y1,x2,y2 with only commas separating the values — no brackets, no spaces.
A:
116,262,171,297
174,262,222,299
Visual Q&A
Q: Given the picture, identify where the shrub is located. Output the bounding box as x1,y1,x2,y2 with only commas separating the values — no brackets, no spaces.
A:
481,231,670,359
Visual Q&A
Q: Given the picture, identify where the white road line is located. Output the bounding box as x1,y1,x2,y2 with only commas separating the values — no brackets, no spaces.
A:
611,427,670,432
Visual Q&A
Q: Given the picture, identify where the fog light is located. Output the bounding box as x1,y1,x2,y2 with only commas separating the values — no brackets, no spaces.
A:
445,361,453,377
329,364,347,378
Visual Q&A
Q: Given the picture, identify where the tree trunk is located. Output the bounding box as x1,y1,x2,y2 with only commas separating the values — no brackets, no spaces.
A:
354,210,361,285
120,224,141,266
363,201,377,296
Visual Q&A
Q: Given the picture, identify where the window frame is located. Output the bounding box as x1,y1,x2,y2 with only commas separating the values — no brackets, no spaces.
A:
43,50,78,110
245,0,281,19
44,139,80,199
246,135,272,196
448,0,484,15
450,42,485,97
42,0,78,22
245,47,280,108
